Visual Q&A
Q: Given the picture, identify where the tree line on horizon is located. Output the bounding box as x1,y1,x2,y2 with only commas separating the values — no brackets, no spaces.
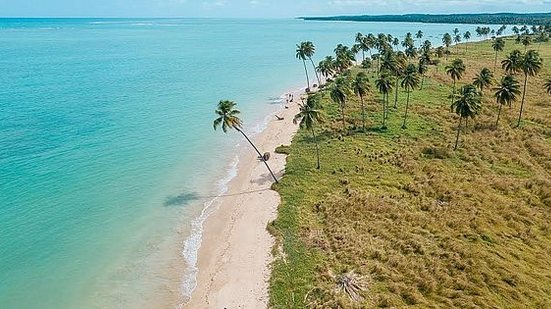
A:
300,13,551,27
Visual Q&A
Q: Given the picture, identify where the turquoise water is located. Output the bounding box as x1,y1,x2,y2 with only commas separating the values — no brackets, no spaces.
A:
0,18,501,308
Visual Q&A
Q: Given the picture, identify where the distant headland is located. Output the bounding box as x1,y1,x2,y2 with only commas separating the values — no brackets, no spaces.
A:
299,13,551,25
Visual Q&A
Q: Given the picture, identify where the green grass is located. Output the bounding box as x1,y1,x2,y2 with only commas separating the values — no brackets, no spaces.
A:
269,37,551,308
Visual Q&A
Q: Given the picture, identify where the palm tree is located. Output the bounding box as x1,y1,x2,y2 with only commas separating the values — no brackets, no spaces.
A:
446,59,466,105
296,43,310,90
392,37,400,51
358,35,372,61
302,41,321,86
401,64,420,128
451,85,482,150
421,40,432,54
453,34,462,54
502,50,523,75
317,56,335,79
442,33,452,60
472,68,494,94
517,50,542,127
396,52,408,108
402,32,414,49
418,59,428,90
334,44,355,73
544,77,551,95
375,73,393,129
493,75,521,128
330,77,350,130
521,36,532,51
491,38,505,72
415,30,423,48
463,31,471,53
405,46,417,61
294,95,323,169
355,32,365,60
352,72,371,132
213,100,278,183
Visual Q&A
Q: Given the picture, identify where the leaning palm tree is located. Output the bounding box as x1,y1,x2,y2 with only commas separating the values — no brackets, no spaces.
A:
213,100,278,183
491,38,505,71
544,77,551,95
330,77,350,130
502,50,523,75
401,64,420,128
352,72,371,132
451,84,482,150
446,59,466,105
493,75,521,128
472,68,494,95
296,43,310,90
517,50,543,127
294,95,323,169
302,41,321,86
375,73,393,129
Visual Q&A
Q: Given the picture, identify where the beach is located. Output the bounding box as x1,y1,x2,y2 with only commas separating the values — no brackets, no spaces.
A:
184,88,305,308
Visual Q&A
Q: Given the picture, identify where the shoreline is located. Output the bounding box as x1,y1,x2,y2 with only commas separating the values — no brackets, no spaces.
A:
182,87,306,308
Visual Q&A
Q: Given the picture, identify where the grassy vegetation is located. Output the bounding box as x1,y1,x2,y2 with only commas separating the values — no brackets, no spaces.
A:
269,37,551,308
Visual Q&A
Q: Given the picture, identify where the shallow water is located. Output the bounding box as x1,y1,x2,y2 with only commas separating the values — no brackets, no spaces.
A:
0,18,504,308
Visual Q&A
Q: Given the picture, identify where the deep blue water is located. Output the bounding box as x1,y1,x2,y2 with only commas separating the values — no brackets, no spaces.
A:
0,18,501,308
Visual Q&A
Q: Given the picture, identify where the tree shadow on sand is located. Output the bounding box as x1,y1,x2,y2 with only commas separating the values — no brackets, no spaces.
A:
164,188,275,207
250,168,285,186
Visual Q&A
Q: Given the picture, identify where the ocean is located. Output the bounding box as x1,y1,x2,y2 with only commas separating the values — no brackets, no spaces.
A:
0,18,503,308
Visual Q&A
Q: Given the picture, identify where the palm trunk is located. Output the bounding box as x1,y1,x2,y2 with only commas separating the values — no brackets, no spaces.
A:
454,116,462,150
517,73,529,127
420,75,425,90
450,79,456,105
402,90,411,128
385,93,390,120
495,101,503,128
238,129,278,183
393,77,399,108
360,94,366,132
302,59,310,90
308,57,321,86
311,127,320,169
381,93,387,128
494,51,498,72
340,102,346,130
362,50,365,61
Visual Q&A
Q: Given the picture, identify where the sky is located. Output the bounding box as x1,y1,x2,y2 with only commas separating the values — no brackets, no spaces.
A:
0,0,550,18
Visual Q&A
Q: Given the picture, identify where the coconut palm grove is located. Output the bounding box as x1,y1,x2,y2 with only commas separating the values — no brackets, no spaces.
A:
214,24,551,307
212,18,551,306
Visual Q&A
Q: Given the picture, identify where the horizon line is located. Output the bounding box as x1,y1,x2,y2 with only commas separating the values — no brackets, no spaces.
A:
1,11,550,20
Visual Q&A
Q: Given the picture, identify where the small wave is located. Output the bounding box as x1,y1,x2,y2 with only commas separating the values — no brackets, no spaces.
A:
179,155,239,305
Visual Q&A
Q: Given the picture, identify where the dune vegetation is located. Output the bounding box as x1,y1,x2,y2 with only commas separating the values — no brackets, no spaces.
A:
269,27,551,308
